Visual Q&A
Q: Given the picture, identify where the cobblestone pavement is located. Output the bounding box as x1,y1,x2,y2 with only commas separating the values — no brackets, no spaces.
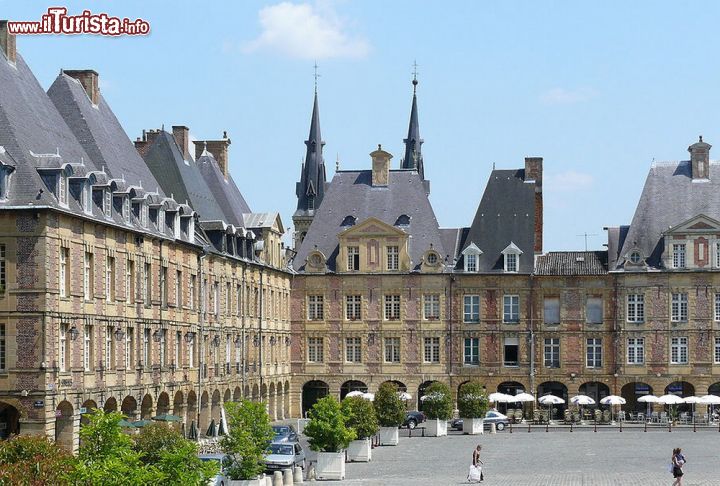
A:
331,427,719,485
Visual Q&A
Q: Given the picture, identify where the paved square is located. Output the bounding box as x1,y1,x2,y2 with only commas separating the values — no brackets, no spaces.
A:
332,426,719,485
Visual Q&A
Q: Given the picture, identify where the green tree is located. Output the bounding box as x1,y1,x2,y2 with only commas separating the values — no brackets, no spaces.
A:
304,396,355,452
421,382,454,421
341,396,379,439
0,434,76,486
221,399,274,480
373,382,406,427
457,381,489,418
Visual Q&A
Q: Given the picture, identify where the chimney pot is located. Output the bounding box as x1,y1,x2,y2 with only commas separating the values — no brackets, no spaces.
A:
172,125,190,161
688,136,711,180
194,137,232,178
524,157,544,254
0,20,17,64
370,146,392,187
63,69,100,105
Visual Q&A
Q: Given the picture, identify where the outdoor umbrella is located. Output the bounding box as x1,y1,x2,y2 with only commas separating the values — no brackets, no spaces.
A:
345,390,365,398
217,417,227,436
683,396,702,416
638,395,659,416
570,395,595,422
188,420,199,441
220,406,229,436
362,393,375,401
206,418,218,437
488,392,513,403
132,419,152,428
512,392,536,419
599,395,626,422
699,395,720,419
152,413,181,422
181,421,186,438
658,394,684,421
538,395,565,422
398,392,412,401
118,419,136,428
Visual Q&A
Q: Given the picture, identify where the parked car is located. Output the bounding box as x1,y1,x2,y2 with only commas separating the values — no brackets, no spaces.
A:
199,453,233,486
450,411,510,431
264,441,306,473
403,411,426,429
271,424,298,442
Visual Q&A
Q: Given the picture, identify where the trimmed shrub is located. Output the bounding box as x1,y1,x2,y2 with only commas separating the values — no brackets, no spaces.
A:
341,396,379,439
304,396,355,452
221,399,274,480
421,382,454,421
457,381,489,419
373,382,406,427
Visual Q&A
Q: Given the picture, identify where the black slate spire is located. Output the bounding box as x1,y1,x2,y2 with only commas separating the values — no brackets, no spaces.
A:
295,91,326,214
402,74,424,179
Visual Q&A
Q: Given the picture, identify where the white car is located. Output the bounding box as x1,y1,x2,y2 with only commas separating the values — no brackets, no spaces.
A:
199,453,232,486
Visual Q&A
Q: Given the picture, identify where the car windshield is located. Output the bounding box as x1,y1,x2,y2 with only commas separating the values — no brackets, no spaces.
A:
269,444,294,455
272,426,290,435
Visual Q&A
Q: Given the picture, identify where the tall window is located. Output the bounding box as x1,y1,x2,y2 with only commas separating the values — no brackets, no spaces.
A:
225,334,231,371
104,326,113,370
423,294,440,320
143,328,150,366
143,262,151,306
126,259,135,303
386,246,399,271
544,338,560,368
714,338,720,364
671,292,688,322
424,337,440,363
627,337,644,364
0,325,5,370
213,282,219,316
715,293,720,322
159,329,167,367
543,297,560,324
226,283,232,316
503,295,520,323
175,331,181,367
586,338,602,368
188,333,195,368
307,295,324,320
627,294,644,322
384,295,401,320
189,275,196,310
464,337,479,365
503,337,519,366
58,174,67,205
83,252,93,300
105,256,115,302
347,246,359,271
505,253,518,272
83,326,93,371
345,337,362,363
160,266,168,307
586,297,603,324
236,285,242,317
176,270,182,307
716,242,720,268
60,247,69,297
59,323,67,372
670,337,688,364
384,337,400,363
672,244,686,268
345,295,361,320
125,327,133,369
0,245,5,295
465,254,477,272
307,337,323,363
463,295,480,323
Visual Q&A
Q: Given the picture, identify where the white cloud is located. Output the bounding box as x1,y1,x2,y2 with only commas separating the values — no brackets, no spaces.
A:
540,87,598,105
545,170,594,192
242,2,369,59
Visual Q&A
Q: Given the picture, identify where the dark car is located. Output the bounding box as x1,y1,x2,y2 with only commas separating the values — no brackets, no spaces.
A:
271,425,298,442
450,411,510,431
403,411,426,429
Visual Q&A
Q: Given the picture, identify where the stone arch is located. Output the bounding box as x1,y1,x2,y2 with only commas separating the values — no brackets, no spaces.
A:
621,382,653,413
244,385,251,398
537,381,568,417
186,390,197,429
340,380,368,400
284,380,291,418
80,399,98,426
497,381,525,396
579,381,610,405
156,392,171,416
417,380,438,411
211,390,221,425
121,395,138,419
103,397,118,413
0,401,21,439
173,391,185,422
199,391,210,433
665,381,695,413
55,400,74,451
269,383,277,420
252,384,259,401
233,386,242,402
382,380,407,392
709,382,720,396
302,380,329,417
140,394,154,419
456,380,472,400
224,388,231,403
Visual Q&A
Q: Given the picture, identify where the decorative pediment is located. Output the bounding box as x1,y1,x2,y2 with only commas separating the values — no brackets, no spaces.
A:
501,241,523,255
338,217,407,238
461,242,483,255
666,214,720,234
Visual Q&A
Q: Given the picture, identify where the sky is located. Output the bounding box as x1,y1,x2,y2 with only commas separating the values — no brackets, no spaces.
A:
4,1,720,252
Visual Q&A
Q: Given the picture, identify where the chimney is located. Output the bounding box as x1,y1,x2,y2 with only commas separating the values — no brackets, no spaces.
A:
688,135,711,180
370,144,392,187
172,125,190,161
525,157,543,253
193,133,232,178
0,20,17,64
134,129,162,159
63,69,100,105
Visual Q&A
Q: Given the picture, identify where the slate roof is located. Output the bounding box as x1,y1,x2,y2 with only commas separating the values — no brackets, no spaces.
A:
439,227,463,264
535,251,608,276
195,154,251,228
401,84,424,179
459,169,538,273
293,169,446,272
243,212,280,230
295,92,327,217
617,160,720,269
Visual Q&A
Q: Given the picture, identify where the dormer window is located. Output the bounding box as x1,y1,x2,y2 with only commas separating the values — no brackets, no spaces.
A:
672,243,686,269
0,166,12,200
173,213,180,239
122,197,130,223
394,214,411,226
58,174,67,206
716,242,720,268
308,196,314,211
347,246,360,271
466,254,477,272
629,251,642,265
149,208,158,228
426,252,438,265
341,215,357,227
158,209,165,232
501,242,523,273
461,243,482,273
82,181,92,215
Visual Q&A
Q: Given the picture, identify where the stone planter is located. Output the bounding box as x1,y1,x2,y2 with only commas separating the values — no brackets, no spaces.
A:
379,426,399,446
462,418,484,435
316,451,346,480
347,438,372,462
228,474,267,486
425,418,447,437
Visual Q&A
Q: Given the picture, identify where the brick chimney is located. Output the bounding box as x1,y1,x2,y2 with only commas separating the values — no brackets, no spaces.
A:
193,132,231,178
134,129,162,158
370,145,392,186
525,157,543,253
63,69,100,105
172,126,190,161
0,20,16,63
688,135,711,180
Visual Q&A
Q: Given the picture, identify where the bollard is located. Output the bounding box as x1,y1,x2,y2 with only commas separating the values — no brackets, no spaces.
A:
594,420,597,433
490,423,496,434
668,421,672,432
693,417,696,433
273,471,283,486
422,427,425,437
570,422,573,433
644,420,647,432
619,420,623,432
510,421,513,434
293,466,304,484
306,462,316,482
545,421,549,433
283,468,294,485
528,422,531,433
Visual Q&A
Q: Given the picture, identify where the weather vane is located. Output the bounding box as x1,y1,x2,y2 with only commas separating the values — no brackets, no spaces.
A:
313,62,320,93
412,60,419,93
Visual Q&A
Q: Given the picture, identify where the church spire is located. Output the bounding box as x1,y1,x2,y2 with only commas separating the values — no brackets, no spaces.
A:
402,64,424,179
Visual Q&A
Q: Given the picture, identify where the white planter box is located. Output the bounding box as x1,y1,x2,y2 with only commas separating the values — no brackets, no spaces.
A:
462,418,484,435
426,418,447,437
379,426,399,446
316,451,346,480
347,438,372,462
228,476,265,486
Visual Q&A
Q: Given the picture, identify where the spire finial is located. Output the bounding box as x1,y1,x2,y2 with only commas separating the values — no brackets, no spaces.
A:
336,153,340,171
699,135,703,142
412,60,419,94
313,62,320,94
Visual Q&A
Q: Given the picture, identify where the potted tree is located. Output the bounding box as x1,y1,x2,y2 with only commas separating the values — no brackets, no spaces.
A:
342,396,379,462
457,381,489,435
421,382,453,437
373,382,405,446
220,399,274,486
304,396,355,480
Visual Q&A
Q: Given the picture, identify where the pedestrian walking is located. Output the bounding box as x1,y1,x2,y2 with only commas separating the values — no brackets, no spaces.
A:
671,447,686,485
467,444,484,483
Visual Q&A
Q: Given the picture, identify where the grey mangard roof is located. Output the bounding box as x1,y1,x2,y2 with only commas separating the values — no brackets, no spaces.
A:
142,131,226,222
293,169,446,272
439,227,463,263
47,72,164,194
401,81,424,179
243,212,279,229
535,251,608,276
617,160,720,269
459,169,537,273
196,153,251,228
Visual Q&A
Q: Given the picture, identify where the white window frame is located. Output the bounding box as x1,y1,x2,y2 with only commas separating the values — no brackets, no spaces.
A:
105,256,114,302
386,245,399,271
586,338,602,368
384,337,401,363
307,337,323,363
544,337,560,368
143,262,151,306
176,270,182,307
83,251,93,301
714,337,720,364
670,336,688,364
671,292,688,322
307,295,324,320
159,329,166,367
347,246,359,271
59,323,67,372
626,294,644,323
59,247,68,298
345,295,361,321
503,337,519,367
627,337,644,364
175,331,181,368
672,243,686,268
463,295,480,323
345,337,362,363
384,295,401,320
505,253,518,273
125,327,133,370
503,294,520,323
188,332,195,368
189,275,196,310
462,243,482,273
83,326,92,371
143,328,150,366
423,294,440,320
423,337,440,363
715,293,720,322
464,337,480,365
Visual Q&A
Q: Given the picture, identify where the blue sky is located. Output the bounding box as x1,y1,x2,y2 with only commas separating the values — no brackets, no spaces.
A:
4,1,720,251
